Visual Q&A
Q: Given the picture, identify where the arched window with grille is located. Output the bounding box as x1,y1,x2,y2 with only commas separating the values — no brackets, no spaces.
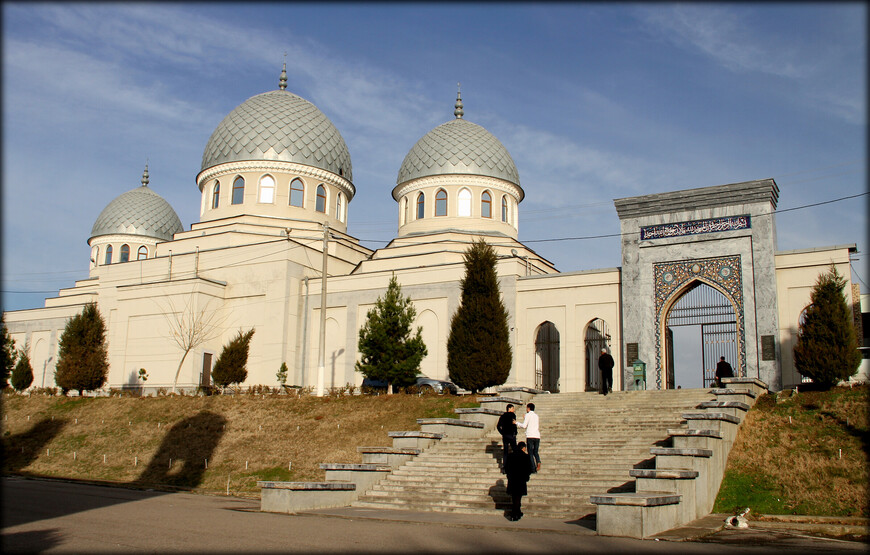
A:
316,185,327,213
417,192,425,219
336,193,344,222
211,181,220,209
501,196,508,222
258,175,275,203
137,246,148,260
232,176,245,205
120,244,130,263
481,191,492,218
105,245,113,265
458,188,472,217
290,178,304,207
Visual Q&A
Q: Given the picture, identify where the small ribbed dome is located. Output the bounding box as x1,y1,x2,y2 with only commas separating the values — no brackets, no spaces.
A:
201,90,353,181
397,118,520,186
91,173,183,242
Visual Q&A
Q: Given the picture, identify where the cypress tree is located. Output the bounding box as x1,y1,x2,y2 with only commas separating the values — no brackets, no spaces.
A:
448,239,512,393
356,275,427,392
11,348,34,391
55,303,109,395
1,316,16,389
793,265,861,389
212,329,255,388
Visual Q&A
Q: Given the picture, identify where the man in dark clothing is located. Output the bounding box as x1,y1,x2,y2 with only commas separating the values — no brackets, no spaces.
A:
496,404,517,471
505,441,533,521
715,356,734,388
598,348,614,395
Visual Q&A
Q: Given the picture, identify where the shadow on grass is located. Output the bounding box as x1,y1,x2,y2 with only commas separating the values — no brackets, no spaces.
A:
3,410,227,532
820,409,869,452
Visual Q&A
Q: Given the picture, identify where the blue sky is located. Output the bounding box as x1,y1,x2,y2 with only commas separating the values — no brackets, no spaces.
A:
2,3,866,313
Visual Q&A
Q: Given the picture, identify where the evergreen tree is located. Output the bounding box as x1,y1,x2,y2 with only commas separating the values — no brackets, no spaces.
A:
794,265,861,389
11,348,34,391
356,275,427,392
1,316,17,389
212,329,255,388
448,239,512,393
276,362,289,386
55,303,109,395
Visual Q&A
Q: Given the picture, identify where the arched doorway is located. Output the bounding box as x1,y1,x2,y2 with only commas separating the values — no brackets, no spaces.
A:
584,318,611,391
663,281,738,389
534,322,560,392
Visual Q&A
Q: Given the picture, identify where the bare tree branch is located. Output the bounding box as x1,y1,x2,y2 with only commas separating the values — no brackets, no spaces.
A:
155,295,226,393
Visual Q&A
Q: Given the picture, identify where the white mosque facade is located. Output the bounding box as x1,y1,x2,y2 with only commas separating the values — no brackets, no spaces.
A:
4,69,864,394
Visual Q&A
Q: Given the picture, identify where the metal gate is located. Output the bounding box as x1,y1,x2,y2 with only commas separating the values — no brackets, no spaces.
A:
585,318,611,391
534,322,560,393
666,282,737,389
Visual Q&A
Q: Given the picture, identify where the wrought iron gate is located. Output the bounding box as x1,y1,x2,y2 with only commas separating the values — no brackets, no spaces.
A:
585,318,611,391
666,283,737,389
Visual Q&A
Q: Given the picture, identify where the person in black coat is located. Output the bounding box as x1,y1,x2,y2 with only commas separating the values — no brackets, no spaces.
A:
598,348,614,395
715,356,734,387
505,441,533,521
496,404,517,471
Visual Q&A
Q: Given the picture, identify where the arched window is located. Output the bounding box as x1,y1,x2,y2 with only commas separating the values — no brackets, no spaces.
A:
232,176,245,205
316,185,327,213
120,244,130,263
336,193,344,222
435,189,448,216
290,178,304,207
481,191,492,218
501,196,508,223
137,246,148,260
105,245,113,265
402,197,409,225
258,175,275,203
93,246,99,265
211,181,220,209
417,192,425,219
458,188,472,217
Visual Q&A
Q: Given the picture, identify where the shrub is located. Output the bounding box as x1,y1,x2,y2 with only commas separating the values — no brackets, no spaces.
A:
212,329,255,388
448,239,512,393
1,316,17,389
794,265,861,389
55,303,109,395
10,348,34,392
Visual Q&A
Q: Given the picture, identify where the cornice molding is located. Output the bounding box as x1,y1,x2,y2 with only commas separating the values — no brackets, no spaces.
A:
392,174,523,202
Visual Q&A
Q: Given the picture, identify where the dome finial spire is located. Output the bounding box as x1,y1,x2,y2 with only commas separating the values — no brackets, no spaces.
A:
279,53,287,90
454,82,464,119
141,162,149,187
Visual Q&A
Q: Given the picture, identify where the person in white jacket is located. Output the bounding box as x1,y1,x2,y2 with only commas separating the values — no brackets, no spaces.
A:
518,403,541,472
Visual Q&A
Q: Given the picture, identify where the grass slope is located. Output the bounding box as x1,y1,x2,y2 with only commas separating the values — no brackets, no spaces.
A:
1,391,478,497
714,384,868,517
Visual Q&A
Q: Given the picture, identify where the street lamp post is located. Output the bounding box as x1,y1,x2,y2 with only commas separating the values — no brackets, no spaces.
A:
315,222,329,397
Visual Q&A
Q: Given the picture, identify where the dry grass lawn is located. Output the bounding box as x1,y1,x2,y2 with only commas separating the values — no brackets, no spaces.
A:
1,391,479,497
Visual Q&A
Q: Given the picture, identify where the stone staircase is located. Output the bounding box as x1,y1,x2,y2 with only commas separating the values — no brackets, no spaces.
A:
352,388,716,519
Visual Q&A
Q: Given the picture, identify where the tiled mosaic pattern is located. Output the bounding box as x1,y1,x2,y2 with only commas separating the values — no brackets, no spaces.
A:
653,255,746,388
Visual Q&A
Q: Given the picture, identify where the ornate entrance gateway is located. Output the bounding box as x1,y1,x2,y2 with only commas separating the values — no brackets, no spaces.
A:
585,318,611,391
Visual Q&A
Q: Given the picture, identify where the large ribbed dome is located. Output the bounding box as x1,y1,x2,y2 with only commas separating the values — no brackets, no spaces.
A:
397,118,520,186
91,171,183,242
201,89,353,181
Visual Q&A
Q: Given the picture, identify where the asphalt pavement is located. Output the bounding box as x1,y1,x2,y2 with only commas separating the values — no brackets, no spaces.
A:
2,476,866,554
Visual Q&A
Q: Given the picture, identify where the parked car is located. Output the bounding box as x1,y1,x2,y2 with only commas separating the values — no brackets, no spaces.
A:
361,376,458,395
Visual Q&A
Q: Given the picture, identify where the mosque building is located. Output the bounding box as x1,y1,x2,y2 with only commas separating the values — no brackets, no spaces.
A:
4,67,864,394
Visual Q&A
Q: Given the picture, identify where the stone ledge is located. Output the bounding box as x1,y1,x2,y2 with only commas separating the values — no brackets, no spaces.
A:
667,428,722,439
258,481,356,491
416,418,484,428
651,447,713,458
711,388,757,398
591,492,682,507
721,377,768,389
453,408,503,416
697,401,750,411
497,386,547,395
681,412,741,424
357,447,421,455
629,469,699,480
387,431,444,439
319,463,392,472
479,397,524,405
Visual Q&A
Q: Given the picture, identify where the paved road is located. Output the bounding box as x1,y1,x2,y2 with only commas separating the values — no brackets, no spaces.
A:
2,477,864,554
